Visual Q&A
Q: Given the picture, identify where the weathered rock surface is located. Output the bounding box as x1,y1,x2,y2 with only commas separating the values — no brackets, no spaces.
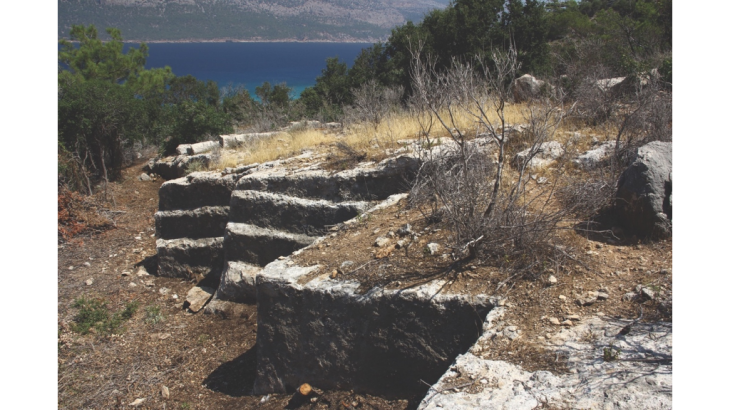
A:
214,261,261,303
595,77,627,92
573,140,616,169
420,314,672,409
512,74,547,102
154,206,230,239
253,259,493,396
158,172,238,211
512,141,565,170
224,223,316,266
236,155,419,201
156,237,224,281
616,141,672,239
229,190,369,235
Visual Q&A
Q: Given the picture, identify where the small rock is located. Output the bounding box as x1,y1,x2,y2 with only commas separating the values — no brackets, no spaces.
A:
134,236,142,240
130,398,146,406
548,275,558,285
85,278,94,286
558,295,567,301
548,317,561,325
159,287,169,295
83,262,91,267
172,294,178,299
397,224,412,236
426,243,440,255
596,291,609,300
565,314,580,321
576,292,598,306
330,269,339,279
622,292,637,302
121,270,131,276
387,231,395,238
340,261,354,269
374,237,391,247
561,320,574,326
277,256,286,260
68,266,74,271
395,239,407,249
161,385,170,399
129,282,137,288
638,286,656,300
185,286,215,313
136,268,149,277
138,173,152,181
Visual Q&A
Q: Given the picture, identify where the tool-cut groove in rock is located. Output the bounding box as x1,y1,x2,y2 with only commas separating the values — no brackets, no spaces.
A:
224,223,316,267
229,190,369,235
154,206,230,239
252,259,493,397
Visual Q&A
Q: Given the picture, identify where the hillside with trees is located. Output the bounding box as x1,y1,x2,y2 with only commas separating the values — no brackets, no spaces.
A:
58,0,450,42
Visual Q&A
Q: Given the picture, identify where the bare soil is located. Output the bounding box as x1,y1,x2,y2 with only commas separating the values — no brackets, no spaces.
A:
57,161,413,409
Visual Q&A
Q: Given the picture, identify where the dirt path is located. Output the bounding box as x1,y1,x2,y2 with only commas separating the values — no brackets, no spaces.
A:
57,161,413,409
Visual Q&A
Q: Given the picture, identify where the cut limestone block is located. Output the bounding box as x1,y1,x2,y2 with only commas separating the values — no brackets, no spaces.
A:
229,190,369,235
219,132,287,148
158,172,238,211
145,154,213,180
188,140,219,155
224,223,315,266
252,259,493,397
236,155,420,201
156,237,224,281
215,260,261,303
155,206,230,239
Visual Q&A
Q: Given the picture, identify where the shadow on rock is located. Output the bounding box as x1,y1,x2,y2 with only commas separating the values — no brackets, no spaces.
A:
204,344,258,397
135,254,158,275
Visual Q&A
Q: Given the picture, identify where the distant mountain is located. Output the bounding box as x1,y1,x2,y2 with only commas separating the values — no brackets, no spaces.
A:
58,0,449,42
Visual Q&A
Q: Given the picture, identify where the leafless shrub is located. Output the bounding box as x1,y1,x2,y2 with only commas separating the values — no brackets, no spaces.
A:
408,46,577,277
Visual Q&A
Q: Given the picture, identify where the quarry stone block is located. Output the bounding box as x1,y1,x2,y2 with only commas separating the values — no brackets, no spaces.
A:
224,223,316,266
236,155,420,201
154,206,230,239
229,190,369,235
188,140,219,155
215,261,261,303
253,259,492,397
158,172,238,211
156,237,224,281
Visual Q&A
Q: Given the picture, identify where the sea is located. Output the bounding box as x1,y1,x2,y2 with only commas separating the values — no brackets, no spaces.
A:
129,42,372,99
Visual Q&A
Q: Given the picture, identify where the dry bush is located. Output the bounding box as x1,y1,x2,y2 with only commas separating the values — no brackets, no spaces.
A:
409,46,582,279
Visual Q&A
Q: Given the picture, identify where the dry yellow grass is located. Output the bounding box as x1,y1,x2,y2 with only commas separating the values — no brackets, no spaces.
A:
210,102,603,171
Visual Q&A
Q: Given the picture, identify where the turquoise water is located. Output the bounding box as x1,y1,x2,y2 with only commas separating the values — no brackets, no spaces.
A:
135,42,371,99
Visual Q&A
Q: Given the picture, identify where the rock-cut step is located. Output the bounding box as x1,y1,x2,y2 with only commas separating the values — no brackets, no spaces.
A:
229,190,370,235
155,206,229,239
156,237,225,281
224,222,316,267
